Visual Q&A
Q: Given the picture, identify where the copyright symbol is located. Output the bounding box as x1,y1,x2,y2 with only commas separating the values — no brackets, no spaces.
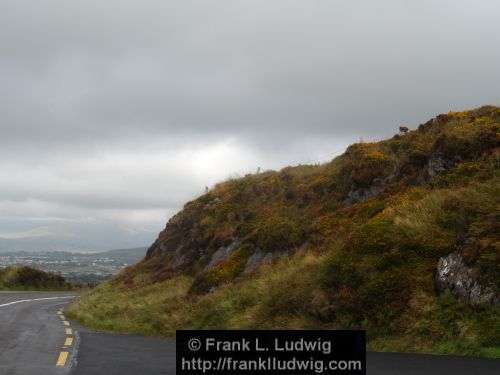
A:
188,338,202,351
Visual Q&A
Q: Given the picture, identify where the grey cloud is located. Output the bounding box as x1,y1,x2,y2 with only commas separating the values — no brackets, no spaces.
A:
0,0,499,250
2,1,499,147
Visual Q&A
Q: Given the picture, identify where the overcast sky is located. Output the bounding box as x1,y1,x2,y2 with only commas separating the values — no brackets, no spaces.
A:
0,1,499,251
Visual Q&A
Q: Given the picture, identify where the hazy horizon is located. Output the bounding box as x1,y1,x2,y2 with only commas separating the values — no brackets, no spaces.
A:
1,1,499,252
0,243,148,254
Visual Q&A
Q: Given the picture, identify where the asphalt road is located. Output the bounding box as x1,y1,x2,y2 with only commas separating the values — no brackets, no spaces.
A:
367,352,498,374
0,291,75,375
1,291,498,374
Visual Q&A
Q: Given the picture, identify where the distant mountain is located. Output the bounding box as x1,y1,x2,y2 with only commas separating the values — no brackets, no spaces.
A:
0,231,150,254
0,236,108,253
0,236,78,253
0,247,147,262
88,247,147,263
0,237,147,255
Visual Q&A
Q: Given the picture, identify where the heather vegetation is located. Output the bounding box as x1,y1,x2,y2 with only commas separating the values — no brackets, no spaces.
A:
69,106,499,358
0,266,72,291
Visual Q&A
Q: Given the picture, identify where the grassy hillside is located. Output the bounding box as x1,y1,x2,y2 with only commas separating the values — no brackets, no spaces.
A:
0,266,72,291
69,106,499,358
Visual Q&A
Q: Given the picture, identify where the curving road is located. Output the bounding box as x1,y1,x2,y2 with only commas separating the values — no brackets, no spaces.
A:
0,291,175,375
0,291,76,375
0,291,498,374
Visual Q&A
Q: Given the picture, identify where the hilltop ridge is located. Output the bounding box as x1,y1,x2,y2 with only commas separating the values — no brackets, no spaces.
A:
140,105,499,297
70,106,499,357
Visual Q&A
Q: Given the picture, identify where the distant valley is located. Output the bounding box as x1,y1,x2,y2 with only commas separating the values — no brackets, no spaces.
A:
0,247,146,285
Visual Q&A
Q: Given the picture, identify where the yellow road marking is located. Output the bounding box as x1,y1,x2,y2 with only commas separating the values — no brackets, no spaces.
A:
65,328,72,335
63,321,70,326
64,337,73,347
56,351,68,367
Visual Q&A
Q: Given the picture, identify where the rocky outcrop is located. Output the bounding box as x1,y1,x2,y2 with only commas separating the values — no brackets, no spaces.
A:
427,153,455,178
205,240,240,271
343,181,386,205
243,250,276,275
436,251,498,305
242,250,265,274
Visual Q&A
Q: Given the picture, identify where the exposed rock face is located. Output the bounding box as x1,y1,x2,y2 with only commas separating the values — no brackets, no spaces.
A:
205,240,240,271
436,251,498,305
243,250,276,275
243,250,265,275
344,182,385,205
427,153,454,177
144,198,217,275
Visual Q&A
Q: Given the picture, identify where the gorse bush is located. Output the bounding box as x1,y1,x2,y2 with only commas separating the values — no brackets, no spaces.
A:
341,144,395,188
252,212,305,251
